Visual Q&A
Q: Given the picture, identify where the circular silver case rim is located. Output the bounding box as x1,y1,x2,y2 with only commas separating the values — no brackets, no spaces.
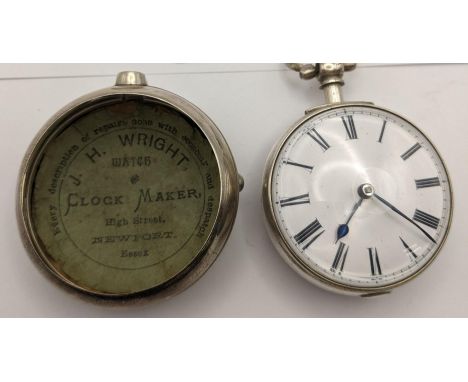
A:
17,80,240,301
263,102,453,296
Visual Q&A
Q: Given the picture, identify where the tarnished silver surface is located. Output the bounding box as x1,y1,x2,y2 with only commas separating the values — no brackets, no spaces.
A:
17,71,241,301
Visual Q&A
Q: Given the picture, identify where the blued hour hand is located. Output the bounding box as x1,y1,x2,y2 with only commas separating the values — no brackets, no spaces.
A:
336,197,364,242
336,224,349,242
373,193,436,244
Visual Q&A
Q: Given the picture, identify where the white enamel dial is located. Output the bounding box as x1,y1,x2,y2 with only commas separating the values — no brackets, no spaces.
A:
270,105,452,291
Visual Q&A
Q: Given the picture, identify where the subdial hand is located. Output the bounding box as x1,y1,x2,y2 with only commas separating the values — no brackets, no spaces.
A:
336,197,364,243
373,193,436,244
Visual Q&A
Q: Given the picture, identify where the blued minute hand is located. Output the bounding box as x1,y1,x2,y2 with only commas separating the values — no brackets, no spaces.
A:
373,193,436,244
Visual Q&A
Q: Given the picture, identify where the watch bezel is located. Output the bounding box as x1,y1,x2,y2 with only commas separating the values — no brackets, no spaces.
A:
263,102,453,296
17,82,240,301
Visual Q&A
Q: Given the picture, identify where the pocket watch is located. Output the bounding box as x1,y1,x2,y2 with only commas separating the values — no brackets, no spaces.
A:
263,63,452,296
18,71,242,300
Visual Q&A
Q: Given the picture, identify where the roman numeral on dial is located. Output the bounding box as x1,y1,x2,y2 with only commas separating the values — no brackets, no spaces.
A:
368,247,382,276
399,236,417,259
307,128,330,151
279,193,310,207
415,177,441,189
342,115,358,139
293,219,324,249
283,160,314,171
331,242,349,272
413,209,440,230
378,120,387,143
401,143,421,160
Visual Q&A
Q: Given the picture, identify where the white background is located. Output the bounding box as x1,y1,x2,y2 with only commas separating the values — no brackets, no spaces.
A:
1,63,467,317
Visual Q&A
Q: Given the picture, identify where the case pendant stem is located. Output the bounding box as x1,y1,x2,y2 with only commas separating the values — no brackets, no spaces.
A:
287,63,356,105
322,83,343,104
